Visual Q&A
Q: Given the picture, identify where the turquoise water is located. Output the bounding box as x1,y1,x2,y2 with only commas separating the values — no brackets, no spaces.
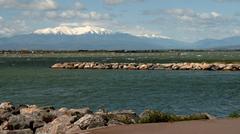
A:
0,57,240,117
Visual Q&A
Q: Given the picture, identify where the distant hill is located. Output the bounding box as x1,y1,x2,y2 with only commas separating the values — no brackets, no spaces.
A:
0,25,188,50
193,36,240,50
0,25,240,50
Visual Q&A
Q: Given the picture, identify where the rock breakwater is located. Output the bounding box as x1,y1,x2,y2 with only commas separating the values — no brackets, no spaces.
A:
0,102,214,134
51,62,240,71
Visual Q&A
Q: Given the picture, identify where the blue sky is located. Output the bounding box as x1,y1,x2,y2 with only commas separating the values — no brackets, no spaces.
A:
0,0,240,42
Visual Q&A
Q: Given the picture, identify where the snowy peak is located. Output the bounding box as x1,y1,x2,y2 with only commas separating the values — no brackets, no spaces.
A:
33,25,112,35
33,25,172,39
138,34,171,39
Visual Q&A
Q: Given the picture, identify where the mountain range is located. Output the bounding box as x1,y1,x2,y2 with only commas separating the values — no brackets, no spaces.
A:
0,25,240,50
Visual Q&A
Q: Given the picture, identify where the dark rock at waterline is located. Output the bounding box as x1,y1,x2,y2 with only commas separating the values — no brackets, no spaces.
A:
108,110,140,124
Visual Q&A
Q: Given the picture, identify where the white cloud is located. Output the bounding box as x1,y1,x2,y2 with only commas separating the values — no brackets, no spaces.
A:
0,17,27,36
103,0,144,5
214,0,240,2
211,12,220,18
143,8,239,41
0,0,57,10
104,0,124,5
45,10,112,20
74,1,85,10
164,9,222,22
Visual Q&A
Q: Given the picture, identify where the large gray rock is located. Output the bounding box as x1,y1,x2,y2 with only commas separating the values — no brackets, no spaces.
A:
3,114,44,132
67,108,92,117
36,115,73,134
5,115,31,130
74,114,107,130
20,105,57,124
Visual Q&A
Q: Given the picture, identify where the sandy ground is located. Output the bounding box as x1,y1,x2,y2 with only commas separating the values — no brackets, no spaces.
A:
88,118,240,134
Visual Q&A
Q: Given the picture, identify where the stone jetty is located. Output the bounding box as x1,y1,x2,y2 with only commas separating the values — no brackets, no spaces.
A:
0,102,214,134
51,62,240,71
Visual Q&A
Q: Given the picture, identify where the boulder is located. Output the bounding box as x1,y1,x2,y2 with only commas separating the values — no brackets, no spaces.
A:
35,115,73,134
171,64,180,70
0,102,14,111
20,105,41,115
103,64,112,69
64,63,75,69
199,63,212,70
223,64,233,71
0,112,13,125
112,63,119,69
128,65,138,70
192,63,203,70
108,110,139,124
20,106,57,123
179,63,193,70
139,110,174,123
74,114,107,130
139,64,148,70
123,65,129,70
84,62,95,69
1,129,33,134
214,63,226,70
77,63,85,69
51,63,64,69
162,63,173,69
94,64,105,69
174,113,215,122
67,108,92,117
5,115,31,130
4,114,45,132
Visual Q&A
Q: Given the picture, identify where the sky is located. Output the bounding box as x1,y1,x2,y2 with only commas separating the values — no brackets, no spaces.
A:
0,0,240,42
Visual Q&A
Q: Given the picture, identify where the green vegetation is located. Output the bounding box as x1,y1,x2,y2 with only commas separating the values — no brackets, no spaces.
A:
229,111,240,118
138,110,211,123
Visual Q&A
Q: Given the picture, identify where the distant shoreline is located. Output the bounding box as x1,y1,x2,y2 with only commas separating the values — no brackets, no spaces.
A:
1,49,240,54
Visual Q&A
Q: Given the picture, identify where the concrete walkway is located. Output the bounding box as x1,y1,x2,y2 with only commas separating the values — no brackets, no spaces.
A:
88,118,240,134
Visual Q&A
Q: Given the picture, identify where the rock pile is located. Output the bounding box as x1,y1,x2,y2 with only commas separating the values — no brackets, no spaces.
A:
51,62,240,71
0,102,214,134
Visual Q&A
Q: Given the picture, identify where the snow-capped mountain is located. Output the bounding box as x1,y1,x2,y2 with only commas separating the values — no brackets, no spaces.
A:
2,25,240,50
33,25,112,35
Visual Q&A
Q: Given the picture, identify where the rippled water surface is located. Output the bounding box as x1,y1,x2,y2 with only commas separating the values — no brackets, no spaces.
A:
0,56,240,117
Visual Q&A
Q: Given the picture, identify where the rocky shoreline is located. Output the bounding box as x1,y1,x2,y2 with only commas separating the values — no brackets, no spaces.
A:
0,102,215,134
51,62,240,71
